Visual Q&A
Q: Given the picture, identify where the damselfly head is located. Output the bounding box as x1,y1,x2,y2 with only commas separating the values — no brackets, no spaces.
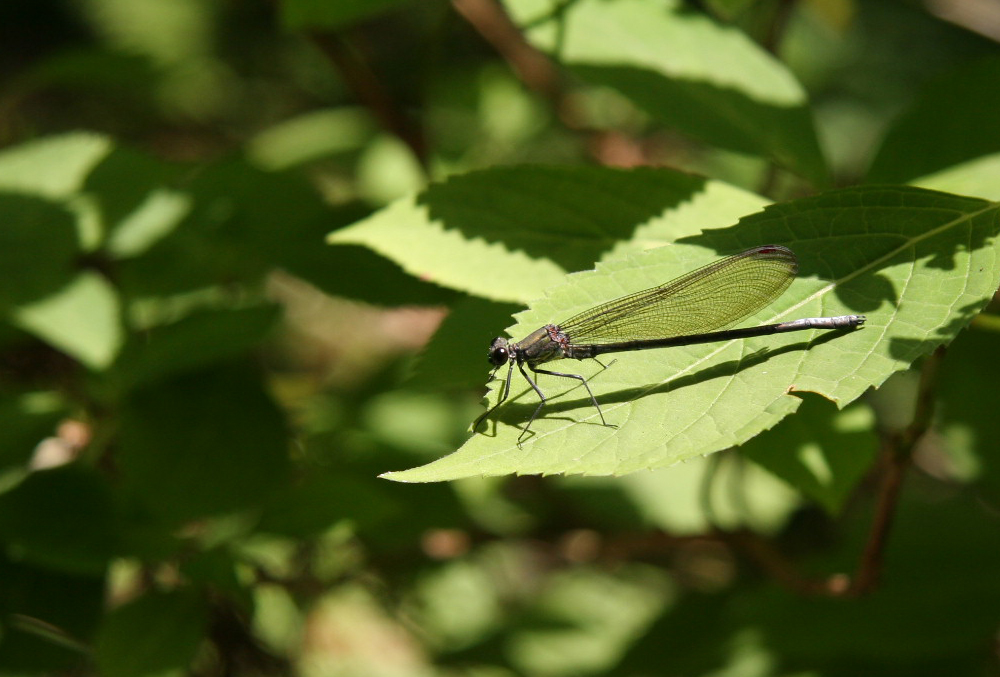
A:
487,337,510,366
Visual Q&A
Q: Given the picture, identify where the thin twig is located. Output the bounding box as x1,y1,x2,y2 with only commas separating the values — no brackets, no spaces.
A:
308,32,429,167
846,345,946,595
713,347,947,598
761,0,799,55
452,0,649,166
452,0,560,101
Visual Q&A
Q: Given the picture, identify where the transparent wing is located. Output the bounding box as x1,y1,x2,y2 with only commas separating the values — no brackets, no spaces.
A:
558,245,798,344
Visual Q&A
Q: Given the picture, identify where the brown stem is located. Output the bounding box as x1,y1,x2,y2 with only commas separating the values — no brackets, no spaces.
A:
761,0,799,55
451,0,560,101
452,0,649,166
847,345,946,595
308,32,429,167
716,347,947,598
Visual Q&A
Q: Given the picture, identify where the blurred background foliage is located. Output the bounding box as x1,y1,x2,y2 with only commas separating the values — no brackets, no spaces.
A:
0,0,998,675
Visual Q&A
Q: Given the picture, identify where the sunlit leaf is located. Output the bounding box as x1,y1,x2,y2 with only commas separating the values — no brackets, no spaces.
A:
330,165,767,304
503,0,827,183
911,152,1000,201
384,186,1000,481
13,272,124,370
0,132,111,199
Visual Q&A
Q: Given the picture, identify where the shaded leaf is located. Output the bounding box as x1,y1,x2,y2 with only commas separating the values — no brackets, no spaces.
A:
868,57,1000,183
742,394,877,513
937,324,1000,504
85,143,188,250
110,304,281,391
117,159,325,295
0,555,104,672
615,489,1000,676
257,470,403,538
0,465,118,575
180,548,249,604
95,590,207,677
0,193,80,311
280,0,413,30
291,242,456,307
26,49,160,108
407,295,522,391
749,491,1000,673
117,366,290,522
0,392,67,476
330,165,767,304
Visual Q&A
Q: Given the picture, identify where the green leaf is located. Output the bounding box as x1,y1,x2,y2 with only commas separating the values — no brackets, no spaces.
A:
504,566,668,675
115,159,321,295
407,295,523,391
911,152,1000,201
938,324,1000,504
0,193,80,311
561,454,799,535
247,108,376,170
114,158,404,301
0,557,104,672
502,0,827,183
330,165,768,304
741,394,877,513
0,132,112,199
85,143,187,251
95,590,207,677
741,491,1000,669
13,272,124,370
110,304,281,391
382,186,1000,481
291,242,456,307
106,188,192,258
280,0,413,30
257,470,403,538
615,489,1000,674
868,57,1000,184
0,392,66,478
179,549,248,603
0,465,118,575
24,48,160,101
117,366,291,522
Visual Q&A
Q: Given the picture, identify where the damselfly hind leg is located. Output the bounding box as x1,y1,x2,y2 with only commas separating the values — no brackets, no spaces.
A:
520,364,616,443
